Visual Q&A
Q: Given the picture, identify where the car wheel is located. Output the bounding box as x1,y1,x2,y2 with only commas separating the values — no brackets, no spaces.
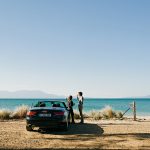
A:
26,125,33,131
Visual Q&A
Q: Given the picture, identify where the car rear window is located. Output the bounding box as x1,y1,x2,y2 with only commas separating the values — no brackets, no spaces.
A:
34,101,66,108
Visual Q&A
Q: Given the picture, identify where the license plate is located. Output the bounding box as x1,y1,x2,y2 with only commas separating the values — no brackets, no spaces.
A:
39,114,51,117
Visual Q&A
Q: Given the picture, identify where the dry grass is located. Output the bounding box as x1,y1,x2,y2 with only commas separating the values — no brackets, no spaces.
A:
0,105,29,120
73,110,89,119
89,106,123,120
0,109,11,120
73,110,81,119
89,110,102,120
101,106,117,119
0,105,123,120
116,111,123,119
10,105,29,119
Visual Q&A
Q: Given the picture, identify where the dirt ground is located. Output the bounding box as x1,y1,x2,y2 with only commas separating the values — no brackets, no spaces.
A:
0,119,150,149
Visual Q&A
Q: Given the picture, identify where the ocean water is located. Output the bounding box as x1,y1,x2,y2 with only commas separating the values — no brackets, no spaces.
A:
0,98,150,116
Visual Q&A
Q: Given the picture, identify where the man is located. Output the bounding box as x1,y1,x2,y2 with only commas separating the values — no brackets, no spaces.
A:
77,92,84,123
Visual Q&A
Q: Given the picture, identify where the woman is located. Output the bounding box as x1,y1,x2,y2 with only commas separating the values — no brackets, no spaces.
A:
67,95,75,124
77,92,84,123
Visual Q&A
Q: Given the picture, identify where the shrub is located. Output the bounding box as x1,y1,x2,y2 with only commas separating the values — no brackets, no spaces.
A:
93,112,102,120
0,105,124,120
101,106,117,119
73,110,81,119
0,109,11,120
87,106,123,120
89,110,102,120
116,111,123,119
11,105,29,119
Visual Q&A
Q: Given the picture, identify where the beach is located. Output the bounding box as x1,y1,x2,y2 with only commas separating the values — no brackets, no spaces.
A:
0,118,150,149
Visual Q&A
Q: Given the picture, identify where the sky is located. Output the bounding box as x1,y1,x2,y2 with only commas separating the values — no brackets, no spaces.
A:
0,0,150,98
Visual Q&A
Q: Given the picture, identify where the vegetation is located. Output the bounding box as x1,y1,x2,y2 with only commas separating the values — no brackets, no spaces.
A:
74,110,81,119
0,105,123,120
0,109,11,120
0,105,29,120
89,106,123,120
74,105,123,120
11,105,29,119
89,110,102,120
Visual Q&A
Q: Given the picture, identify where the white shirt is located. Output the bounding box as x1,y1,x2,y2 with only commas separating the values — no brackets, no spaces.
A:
77,96,84,105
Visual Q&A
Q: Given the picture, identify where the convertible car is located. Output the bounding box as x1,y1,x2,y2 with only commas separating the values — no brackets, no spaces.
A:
26,100,69,131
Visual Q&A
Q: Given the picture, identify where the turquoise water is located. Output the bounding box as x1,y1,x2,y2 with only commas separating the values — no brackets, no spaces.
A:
0,98,150,116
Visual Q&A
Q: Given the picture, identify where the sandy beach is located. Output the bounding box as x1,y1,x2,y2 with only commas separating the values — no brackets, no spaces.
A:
0,118,150,150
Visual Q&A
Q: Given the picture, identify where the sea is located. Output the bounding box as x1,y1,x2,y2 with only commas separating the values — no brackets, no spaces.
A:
0,98,150,116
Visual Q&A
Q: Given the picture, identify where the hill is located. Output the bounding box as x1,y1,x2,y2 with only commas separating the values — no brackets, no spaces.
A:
0,90,65,98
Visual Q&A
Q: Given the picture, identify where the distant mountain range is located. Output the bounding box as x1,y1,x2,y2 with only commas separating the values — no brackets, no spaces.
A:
0,90,65,98
0,90,150,99
137,95,150,98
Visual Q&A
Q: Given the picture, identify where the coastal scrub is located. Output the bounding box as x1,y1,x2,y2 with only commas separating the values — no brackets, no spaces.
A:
11,105,29,119
0,109,11,120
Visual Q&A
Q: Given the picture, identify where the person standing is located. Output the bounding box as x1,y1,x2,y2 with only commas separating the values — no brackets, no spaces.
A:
67,95,75,124
77,92,84,123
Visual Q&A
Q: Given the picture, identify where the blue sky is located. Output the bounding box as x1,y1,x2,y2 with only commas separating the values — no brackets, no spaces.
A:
0,0,150,97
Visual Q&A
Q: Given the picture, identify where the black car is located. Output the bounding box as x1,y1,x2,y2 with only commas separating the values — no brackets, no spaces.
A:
26,100,69,131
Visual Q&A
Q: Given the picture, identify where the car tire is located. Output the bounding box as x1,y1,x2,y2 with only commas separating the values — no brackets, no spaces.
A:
26,125,33,131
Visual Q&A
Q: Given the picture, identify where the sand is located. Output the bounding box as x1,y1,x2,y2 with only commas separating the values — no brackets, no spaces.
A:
0,118,150,149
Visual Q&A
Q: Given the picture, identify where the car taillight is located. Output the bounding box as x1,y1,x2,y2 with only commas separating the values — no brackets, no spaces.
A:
27,111,37,116
54,111,64,116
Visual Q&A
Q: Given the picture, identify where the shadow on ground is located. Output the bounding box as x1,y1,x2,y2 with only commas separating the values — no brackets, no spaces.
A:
104,133,150,139
28,123,104,148
37,123,104,136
